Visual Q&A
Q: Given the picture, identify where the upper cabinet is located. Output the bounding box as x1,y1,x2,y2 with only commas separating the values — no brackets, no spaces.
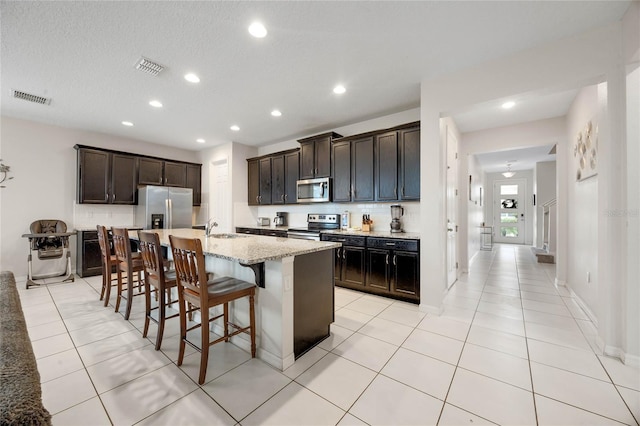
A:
76,147,137,204
332,136,374,203
247,149,299,206
399,126,420,200
298,132,342,179
138,158,186,187
375,123,420,201
75,145,202,205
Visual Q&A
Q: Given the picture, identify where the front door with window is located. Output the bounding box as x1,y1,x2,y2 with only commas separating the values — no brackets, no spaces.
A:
493,179,525,244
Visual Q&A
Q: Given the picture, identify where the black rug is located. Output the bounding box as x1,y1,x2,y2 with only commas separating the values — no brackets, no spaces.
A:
0,271,51,426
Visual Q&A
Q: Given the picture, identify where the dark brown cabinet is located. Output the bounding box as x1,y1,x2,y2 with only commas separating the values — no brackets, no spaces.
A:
248,150,299,206
376,131,399,201
76,230,104,277
399,126,421,200
186,164,202,206
75,145,202,205
164,161,187,187
77,148,137,205
138,157,164,186
321,234,366,288
298,132,341,179
259,157,272,205
331,136,374,202
284,151,299,204
247,157,272,205
248,159,260,206
366,238,420,302
271,155,285,204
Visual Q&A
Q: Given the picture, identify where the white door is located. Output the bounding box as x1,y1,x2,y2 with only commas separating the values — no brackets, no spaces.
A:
446,127,458,288
493,179,526,244
210,159,231,233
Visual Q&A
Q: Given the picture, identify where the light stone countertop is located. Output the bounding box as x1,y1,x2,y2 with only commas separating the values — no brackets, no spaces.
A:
134,228,340,265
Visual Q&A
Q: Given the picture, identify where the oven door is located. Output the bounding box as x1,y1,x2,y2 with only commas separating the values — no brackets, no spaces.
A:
287,230,321,241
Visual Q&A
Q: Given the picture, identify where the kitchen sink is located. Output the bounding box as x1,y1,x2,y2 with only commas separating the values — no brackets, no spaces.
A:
209,233,246,239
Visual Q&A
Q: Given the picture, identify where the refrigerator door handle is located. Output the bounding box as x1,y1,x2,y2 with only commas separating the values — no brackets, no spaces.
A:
165,198,170,229
168,199,173,228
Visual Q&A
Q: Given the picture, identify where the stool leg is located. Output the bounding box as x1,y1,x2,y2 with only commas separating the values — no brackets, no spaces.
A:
114,269,123,313
142,279,151,339
124,270,134,320
199,306,210,385
249,294,256,358
224,303,229,341
155,284,166,351
177,294,187,367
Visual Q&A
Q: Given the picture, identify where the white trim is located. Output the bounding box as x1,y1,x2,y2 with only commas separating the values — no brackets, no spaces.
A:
621,352,640,368
567,286,598,325
554,277,567,287
420,302,444,315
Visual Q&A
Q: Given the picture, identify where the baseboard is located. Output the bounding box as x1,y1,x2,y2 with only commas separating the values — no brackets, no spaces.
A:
621,352,640,368
555,278,567,287
567,286,598,325
420,302,444,315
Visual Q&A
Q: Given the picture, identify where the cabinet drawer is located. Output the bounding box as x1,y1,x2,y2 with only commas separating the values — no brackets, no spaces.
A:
260,229,288,238
235,227,260,235
82,231,99,240
321,234,366,247
367,238,418,252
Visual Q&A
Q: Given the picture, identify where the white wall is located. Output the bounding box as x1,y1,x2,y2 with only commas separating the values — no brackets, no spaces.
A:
466,154,483,268
0,116,199,276
535,161,557,248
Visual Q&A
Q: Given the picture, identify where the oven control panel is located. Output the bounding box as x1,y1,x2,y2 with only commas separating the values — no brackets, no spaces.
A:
307,214,340,225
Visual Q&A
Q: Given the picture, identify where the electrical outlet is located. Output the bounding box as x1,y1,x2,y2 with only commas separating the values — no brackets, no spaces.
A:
284,276,292,292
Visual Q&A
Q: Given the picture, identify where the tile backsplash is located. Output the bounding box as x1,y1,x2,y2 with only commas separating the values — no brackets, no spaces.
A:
73,203,135,229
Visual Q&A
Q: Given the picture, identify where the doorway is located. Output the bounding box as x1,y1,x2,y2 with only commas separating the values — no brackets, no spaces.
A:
493,178,526,244
446,126,458,288
210,158,231,233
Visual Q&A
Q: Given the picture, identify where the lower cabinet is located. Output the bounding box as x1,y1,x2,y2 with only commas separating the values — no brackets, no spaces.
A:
76,230,104,277
322,234,420,303
235,227,287,238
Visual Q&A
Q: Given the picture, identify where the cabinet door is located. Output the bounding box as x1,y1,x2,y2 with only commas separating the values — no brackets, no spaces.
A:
299,141,315,179
367,248,390,291
78,149,109,203
164,161,187,187
352,136,374,202
284,151,299,204
315,136,331,177
332,141,352,202
138,158,164,185
400,127,420,200
342,246,366,287
376,131,399,201
271,155,285,204
392,250,420,298
259,157,272,204
82,238,103,276
248,159,260,206
186,164,202,206
333,248,343,283
111,153,137,204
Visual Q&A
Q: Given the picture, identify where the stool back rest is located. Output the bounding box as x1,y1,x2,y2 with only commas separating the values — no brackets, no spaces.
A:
96,225,111,269
138,231,165,288
169,235,207,303
111,227,132,273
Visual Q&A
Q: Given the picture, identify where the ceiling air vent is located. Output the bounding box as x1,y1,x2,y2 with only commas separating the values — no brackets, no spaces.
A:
12,89,51,105
135,57,165,76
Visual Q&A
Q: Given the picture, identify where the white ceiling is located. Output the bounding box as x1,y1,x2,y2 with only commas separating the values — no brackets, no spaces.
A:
476,144,557,174
0,1,631,150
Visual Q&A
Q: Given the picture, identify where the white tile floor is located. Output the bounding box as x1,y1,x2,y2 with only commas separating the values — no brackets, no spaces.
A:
18,245,640,425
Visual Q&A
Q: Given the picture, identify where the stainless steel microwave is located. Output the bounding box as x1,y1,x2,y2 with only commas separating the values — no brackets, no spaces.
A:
296,177,331,203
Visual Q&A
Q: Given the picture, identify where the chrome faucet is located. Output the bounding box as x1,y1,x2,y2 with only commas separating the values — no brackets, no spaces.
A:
205,218,218,236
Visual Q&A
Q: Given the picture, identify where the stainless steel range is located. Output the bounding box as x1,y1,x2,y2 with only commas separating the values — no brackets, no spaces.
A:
287,214,340,241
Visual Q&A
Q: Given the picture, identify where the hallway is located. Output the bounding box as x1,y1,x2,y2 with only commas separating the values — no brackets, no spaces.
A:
20,245,640,425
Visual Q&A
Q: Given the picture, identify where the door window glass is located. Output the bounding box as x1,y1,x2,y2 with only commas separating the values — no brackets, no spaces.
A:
501,198,518,209
500,185,518,195
501,213,518,223
500,227,519,238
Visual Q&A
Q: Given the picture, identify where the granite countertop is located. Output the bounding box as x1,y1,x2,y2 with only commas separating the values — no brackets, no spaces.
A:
134,228,340,265
235,224,420,240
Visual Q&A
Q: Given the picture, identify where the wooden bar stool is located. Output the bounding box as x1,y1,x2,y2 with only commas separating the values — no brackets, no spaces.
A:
97,225,118,307
138,230,179,350
169,235,256,385
112,227,144,320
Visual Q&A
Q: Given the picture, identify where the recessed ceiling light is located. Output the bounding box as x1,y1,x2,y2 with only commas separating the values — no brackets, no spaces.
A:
196,138,205,144
248,22,267,38
333,85,346,94
149,100,163,108
230,125,240,131
502,101,516,109
271,109,282,117
121,121,134,127
184,73,200,83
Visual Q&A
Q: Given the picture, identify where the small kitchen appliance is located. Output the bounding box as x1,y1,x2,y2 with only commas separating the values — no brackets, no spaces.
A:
257,217,270,226
274,212,288,226
341,210,350,230
390,204,404,233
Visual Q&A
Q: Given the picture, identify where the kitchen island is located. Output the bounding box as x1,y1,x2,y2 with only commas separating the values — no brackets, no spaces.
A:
134,228,340,371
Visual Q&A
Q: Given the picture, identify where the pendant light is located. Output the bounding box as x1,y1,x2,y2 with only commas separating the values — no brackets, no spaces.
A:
502,163,516,178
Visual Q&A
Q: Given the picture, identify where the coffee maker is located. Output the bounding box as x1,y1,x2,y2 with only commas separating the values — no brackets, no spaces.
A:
390,204,404,233
274,212,288,227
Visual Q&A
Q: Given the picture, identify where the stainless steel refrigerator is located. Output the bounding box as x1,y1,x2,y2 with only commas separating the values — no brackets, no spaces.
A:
135,186,193,229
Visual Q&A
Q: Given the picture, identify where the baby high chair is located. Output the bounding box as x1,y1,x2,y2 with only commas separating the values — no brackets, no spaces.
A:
22,219,75,289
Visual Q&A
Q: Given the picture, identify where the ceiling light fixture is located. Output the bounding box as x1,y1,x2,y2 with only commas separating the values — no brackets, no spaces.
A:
248,22,267,38
230,125,240,131
333,85,346,94
502,163,516,178
121,121,134,127
149,100,163,108
271,109,282,117
184,73,200,83
196,138,205,144
502,101,516,109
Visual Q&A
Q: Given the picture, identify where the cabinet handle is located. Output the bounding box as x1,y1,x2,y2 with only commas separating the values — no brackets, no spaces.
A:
336,248,341,259
402,187,405,197
336,238,346,242
256,196,259,203
393,255,397,266
284,194,287,201
113,193,116,202
281,194,285,202
394,187,397,197
343,250,346,260
386,254,389,265
385,242,395,246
